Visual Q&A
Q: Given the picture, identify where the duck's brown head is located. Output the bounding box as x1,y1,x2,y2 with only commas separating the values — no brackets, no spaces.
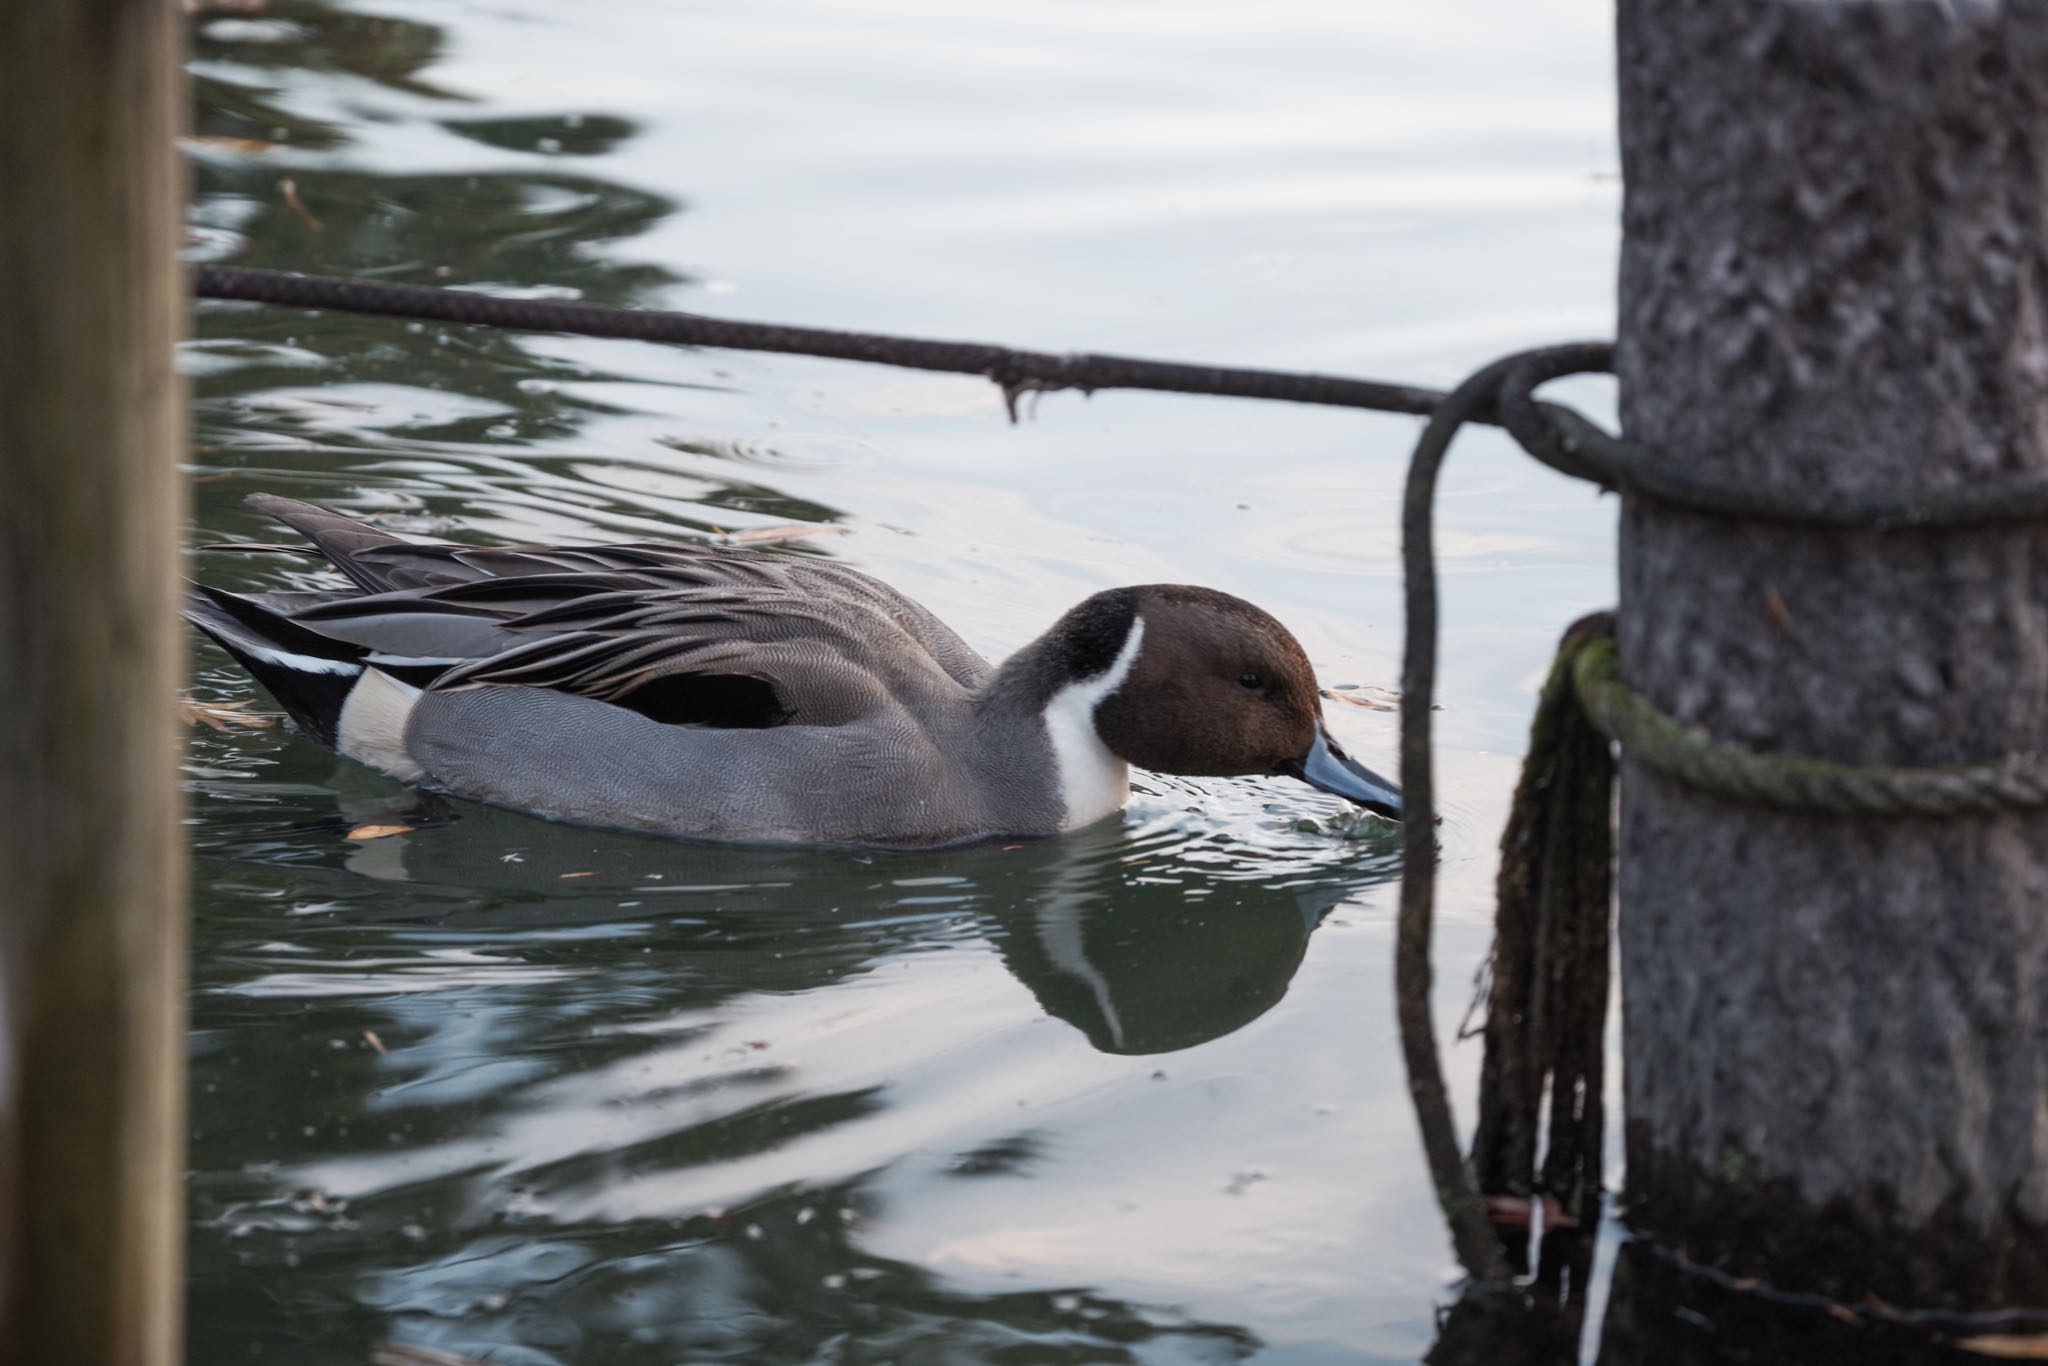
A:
1048,585,1402,820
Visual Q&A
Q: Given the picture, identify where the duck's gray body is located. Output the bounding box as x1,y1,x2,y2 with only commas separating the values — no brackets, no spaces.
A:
188,496,1401,848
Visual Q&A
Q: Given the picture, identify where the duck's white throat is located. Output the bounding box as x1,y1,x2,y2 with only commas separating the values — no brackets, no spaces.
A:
1043,614,1145,830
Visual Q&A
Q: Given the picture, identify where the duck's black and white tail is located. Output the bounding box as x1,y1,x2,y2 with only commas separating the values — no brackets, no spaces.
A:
184,585,366,745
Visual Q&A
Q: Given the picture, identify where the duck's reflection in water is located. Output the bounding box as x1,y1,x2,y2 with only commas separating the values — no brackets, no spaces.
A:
326,786,1372,1055
190,780,1395,1363
981,866,1340,1057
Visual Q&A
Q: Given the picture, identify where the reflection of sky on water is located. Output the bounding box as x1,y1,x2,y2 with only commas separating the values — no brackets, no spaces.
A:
184,0,1619,1360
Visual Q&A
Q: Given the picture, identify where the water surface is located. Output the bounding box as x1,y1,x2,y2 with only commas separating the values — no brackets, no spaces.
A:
184,2,1620,1360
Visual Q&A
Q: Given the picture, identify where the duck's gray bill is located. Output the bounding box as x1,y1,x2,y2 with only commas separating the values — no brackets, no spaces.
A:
1281,730,1403,822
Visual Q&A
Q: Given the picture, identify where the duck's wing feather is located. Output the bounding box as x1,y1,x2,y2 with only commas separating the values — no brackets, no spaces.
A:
255,578,960,733
193,498,1017,844
242,494,991,688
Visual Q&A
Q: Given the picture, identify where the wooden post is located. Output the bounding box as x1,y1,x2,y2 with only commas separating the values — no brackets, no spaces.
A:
1614,0,2048,1308
0,0,188,1361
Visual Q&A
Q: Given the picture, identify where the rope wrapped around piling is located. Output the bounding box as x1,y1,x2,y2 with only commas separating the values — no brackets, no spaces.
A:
1396,343,2048,1290
1572,641,2048,815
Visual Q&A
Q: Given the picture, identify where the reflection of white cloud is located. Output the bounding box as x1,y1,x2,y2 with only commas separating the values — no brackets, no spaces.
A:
235,383,514,433
266,900,1495,1359
283,943,1052,1207
854,909,1489,1362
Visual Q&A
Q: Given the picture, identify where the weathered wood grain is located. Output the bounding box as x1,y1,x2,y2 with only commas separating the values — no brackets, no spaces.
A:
0,0,189,1360
1616,0,2048,1308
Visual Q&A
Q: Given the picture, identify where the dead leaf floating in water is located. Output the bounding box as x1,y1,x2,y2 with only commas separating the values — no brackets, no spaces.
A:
716,524,850,546
181,135,279,155
371,1345,494,1366
1955,1334,2048,1359
345,824,414,842
1321,684,1400,712
178,696,276,731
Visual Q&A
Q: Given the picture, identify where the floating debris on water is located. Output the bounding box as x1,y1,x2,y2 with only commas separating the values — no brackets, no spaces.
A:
179,695,276,731
714,523,851,546
1320,683,1400,711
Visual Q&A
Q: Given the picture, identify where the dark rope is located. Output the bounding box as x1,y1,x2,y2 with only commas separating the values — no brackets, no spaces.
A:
1631,1233,2048,1335
1399,356,1525,1288
1470,612,1614,1257
1494,343,2048,529
190,266,1456,423
193,268,2048,530
1396,341,2048,1289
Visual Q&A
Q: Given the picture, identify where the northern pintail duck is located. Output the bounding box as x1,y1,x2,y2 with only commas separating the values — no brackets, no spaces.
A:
187,495,1402,848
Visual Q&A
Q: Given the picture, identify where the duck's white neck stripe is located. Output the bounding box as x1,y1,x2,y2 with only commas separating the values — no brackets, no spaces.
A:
1043,614,1145,830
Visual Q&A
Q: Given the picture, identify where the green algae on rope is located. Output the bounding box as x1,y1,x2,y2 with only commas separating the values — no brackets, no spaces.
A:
1571,640,2048,817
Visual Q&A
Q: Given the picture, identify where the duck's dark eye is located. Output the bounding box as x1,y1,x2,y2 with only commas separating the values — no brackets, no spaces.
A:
1238,671,1265,691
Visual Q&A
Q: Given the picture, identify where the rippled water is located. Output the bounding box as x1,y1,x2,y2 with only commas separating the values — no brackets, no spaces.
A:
184,2,1619,1361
